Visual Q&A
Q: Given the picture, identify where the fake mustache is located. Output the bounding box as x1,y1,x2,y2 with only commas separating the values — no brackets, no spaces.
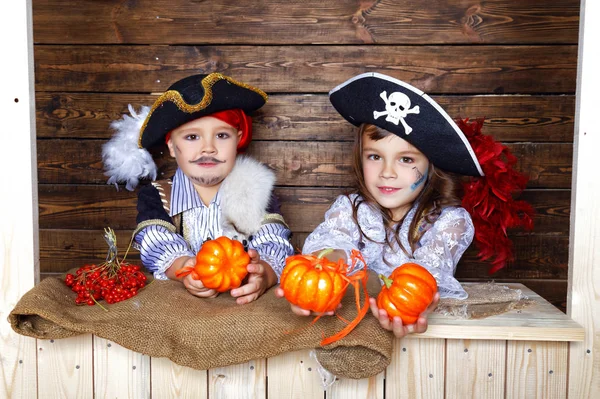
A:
189,156,225,164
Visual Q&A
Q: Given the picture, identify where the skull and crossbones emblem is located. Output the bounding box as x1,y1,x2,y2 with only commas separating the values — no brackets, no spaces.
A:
373,91,420,134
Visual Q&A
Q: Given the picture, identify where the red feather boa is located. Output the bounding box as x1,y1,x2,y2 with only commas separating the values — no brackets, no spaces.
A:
458,118,534,274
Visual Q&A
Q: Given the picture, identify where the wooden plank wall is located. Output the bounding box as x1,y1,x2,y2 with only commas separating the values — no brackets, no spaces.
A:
33,0,579,315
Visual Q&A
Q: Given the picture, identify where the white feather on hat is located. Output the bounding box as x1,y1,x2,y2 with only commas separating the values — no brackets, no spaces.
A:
102,105,157,191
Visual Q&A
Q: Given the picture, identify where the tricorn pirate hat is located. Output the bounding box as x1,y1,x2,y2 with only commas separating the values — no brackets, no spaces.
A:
329,72,483,177
102,73,267,191
329,72,534,273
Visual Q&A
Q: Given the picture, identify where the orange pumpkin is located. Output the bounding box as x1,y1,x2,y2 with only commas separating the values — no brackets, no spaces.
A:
175,236,250,292
377,263,438,324
280,249,371,346
279,249,348,313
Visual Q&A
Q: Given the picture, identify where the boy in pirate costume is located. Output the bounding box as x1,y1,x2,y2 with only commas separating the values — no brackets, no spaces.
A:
102,73,294,304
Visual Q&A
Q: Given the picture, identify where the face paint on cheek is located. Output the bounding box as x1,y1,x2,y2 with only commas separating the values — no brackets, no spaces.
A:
410,166,428,191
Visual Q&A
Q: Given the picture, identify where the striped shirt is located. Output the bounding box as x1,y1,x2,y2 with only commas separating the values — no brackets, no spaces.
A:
135,168,294,280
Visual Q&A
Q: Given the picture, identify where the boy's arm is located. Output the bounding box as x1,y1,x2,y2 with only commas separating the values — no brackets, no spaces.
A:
247,222,294,280
164,255,195,280
134,226,195,279
134,183,195,279
245,193,294,279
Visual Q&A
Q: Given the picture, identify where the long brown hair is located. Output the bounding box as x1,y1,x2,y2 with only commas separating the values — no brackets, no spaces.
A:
349,124,463,261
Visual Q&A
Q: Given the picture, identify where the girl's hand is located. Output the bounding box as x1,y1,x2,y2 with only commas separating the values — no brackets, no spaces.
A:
230,249,277,305
273,248,345,316
369,292,440,338
274,287,337,317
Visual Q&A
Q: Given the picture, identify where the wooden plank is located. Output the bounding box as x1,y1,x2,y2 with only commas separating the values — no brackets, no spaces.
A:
385,337,445,399
459,279,568,314
39,229,140,272
207,360,266,399
510,145,573,189
37,335,93,399
327,373,384,399
421,284,583,342
33,45,577,94
93,338,151,398
36,140,573,188
516,190,571,234
445,339,506,398
506,341,568,398
151,357,208,399
1,2,39,397
282,189,570,238
266,350,324,399
456,235,570,280
38,184,138,230
37,185,570,233
32,0,580,45
567,1,600,397
35,93,576,143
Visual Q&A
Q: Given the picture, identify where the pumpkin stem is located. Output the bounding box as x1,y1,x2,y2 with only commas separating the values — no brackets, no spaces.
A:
379,274,393,289
317,248,334,259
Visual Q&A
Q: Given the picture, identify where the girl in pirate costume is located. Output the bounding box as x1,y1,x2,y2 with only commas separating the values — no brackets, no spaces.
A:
277,73,533,337
103,73,294,304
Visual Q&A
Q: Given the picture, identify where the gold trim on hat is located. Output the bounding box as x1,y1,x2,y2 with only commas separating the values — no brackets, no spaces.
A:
138,73,268,148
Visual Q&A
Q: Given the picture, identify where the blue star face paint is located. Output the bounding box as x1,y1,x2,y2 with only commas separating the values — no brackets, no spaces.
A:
411,166,428,191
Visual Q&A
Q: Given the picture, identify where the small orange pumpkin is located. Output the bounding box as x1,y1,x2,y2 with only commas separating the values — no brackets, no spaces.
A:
280,249,348,313
280,249,370,346
175,236,250,292
377,263,438,325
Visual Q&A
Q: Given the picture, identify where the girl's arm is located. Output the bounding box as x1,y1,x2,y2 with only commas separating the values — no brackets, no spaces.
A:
302,195,361,260
411,207,474,299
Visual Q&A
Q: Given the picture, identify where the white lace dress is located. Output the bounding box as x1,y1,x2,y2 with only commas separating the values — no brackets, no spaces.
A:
302,194,474,299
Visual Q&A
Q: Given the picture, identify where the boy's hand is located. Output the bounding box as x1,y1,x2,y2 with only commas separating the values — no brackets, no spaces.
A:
230,249,277,305
274,287,336,317
368,292,440,338
167,256,219,298
182,274,219,298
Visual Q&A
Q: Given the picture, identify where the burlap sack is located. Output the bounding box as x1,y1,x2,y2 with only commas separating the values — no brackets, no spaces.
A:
435,282,532,319
9,271,392,379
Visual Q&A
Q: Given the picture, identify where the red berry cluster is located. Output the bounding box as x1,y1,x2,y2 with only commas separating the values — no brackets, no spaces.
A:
65,263,148,307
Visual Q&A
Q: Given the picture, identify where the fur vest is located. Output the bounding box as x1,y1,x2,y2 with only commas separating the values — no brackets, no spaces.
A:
135,156,286,242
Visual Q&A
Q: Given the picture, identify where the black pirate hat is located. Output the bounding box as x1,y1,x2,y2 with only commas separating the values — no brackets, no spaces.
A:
329,72,535,273
139,73,267,149
329,72,483,177
102,73,267,191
